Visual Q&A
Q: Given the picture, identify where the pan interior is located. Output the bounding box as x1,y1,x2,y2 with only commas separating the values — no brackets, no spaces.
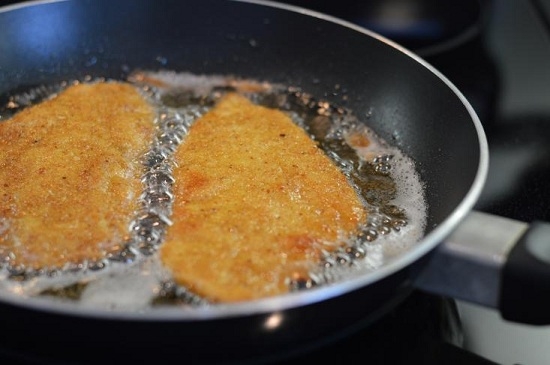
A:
0,71,428,311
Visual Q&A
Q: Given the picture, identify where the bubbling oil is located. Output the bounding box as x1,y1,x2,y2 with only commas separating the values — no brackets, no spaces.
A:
0,72,427,311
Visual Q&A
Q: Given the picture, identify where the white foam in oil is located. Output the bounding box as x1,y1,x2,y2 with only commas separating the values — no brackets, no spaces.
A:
351,123,427,258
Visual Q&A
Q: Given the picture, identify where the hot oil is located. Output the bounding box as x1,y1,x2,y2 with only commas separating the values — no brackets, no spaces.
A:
0,73,427,311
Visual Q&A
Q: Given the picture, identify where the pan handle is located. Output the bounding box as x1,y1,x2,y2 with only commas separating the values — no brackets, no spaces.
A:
414,211,550,325
499,221,550,324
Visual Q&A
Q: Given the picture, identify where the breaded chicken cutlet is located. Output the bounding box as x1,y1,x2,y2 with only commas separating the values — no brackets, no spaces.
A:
160,93,367,302
0,82,155,270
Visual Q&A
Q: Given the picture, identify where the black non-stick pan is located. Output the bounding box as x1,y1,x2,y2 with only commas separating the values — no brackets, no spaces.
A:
0,0,548,364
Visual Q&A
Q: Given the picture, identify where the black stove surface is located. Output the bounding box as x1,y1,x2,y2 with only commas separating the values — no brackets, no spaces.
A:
2,0,550,364
0,291,492,365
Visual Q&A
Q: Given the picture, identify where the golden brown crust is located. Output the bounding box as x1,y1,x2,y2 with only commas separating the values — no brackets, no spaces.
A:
0,82,155,269
160,93,366,302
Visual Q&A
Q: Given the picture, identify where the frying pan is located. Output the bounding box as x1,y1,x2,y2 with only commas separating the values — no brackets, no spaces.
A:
0,0,547,363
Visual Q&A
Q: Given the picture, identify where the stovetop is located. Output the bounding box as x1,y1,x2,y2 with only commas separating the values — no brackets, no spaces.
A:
2,0,550,364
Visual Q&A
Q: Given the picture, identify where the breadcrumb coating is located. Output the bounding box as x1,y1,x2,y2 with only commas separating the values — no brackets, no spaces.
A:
160,93,366,302
0,82,155,269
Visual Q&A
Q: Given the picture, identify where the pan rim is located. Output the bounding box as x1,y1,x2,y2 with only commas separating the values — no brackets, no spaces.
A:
0,0,489,321
0,0,69,13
